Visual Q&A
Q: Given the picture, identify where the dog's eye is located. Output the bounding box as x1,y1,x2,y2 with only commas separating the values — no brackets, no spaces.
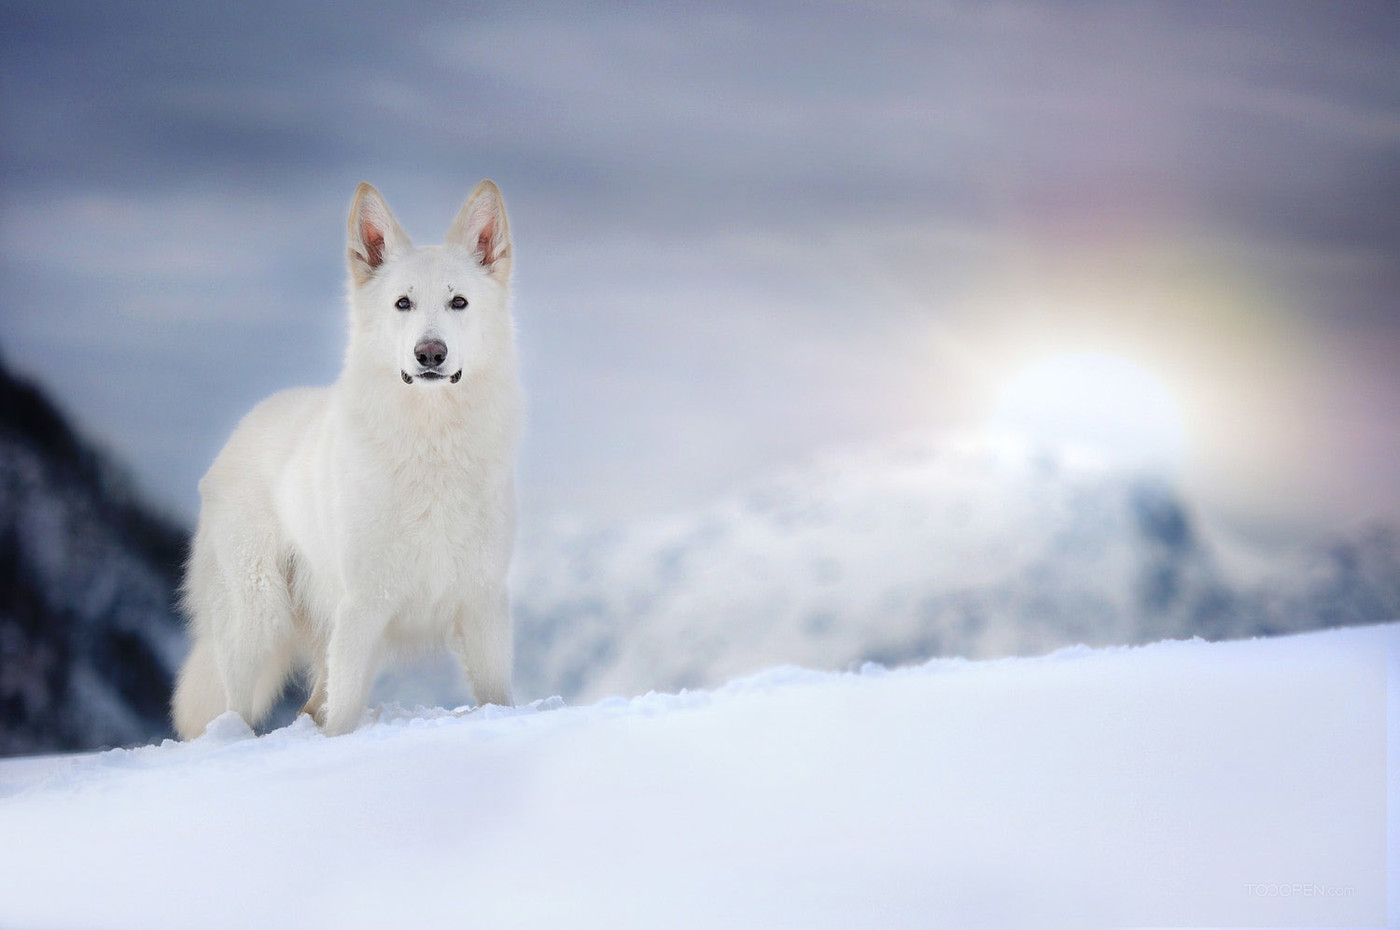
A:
395,296,412,311
450,295,468,310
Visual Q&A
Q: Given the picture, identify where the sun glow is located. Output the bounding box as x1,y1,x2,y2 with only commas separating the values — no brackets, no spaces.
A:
992,353,1187,472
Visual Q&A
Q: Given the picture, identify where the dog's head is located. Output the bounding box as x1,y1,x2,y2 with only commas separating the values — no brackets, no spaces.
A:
344,181,513,388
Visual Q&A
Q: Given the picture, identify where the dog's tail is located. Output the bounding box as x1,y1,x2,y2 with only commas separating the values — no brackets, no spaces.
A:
171,638,225,740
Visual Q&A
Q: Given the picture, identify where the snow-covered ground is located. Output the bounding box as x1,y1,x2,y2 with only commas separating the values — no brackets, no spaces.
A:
1,622,1392,929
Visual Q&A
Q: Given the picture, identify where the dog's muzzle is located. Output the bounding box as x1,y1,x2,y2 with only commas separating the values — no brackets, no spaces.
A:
403,338,460,384
402,369,463,384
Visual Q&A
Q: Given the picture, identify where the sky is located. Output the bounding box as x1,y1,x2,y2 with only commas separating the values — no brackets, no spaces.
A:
1,1,1397,546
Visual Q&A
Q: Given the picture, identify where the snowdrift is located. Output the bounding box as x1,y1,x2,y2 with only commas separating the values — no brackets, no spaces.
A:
1,622,1392,929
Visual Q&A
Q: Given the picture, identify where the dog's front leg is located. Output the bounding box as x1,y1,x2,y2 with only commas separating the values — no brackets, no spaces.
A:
319,598,389,736
451,588,514,708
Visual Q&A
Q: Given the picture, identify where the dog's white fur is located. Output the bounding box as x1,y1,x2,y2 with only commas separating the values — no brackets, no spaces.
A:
171,180,522,738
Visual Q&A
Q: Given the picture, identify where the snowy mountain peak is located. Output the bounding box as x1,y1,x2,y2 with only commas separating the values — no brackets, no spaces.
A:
508,432,1397,704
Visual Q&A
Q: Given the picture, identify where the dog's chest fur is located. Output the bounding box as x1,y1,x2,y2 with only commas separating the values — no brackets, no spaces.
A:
335,381,515,623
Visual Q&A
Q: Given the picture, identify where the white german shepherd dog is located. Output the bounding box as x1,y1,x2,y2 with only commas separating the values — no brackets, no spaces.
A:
172,181,522,738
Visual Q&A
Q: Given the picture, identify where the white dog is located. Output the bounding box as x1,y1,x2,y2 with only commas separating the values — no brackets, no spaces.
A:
171,181,522,738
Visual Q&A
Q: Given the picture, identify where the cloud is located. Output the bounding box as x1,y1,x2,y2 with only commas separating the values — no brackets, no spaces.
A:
0,192,321,291
0,1,1396,538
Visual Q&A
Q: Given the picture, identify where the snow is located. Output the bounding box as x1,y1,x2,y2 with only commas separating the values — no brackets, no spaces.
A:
0,622,1392,929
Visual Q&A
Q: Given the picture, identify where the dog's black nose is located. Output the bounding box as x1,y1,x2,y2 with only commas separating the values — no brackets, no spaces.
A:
415,340,447,369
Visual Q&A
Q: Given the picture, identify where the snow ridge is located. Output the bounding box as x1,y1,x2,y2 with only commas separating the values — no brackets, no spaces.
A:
1,622,1392,930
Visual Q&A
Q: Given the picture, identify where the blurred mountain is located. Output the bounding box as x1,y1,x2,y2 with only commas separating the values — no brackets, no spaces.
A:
0,355,187,755
510,434,1400,702
4,357,1396,747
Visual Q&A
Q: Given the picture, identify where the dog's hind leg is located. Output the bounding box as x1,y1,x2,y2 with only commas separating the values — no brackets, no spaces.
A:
300,657,328,722
215,598,294,731
172,637,226,739
172,631,290,739
244,637,295,725
173,530,238,740
193,523,297,733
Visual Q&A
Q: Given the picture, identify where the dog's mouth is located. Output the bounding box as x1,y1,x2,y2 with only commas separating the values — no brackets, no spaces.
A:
401,370,463,384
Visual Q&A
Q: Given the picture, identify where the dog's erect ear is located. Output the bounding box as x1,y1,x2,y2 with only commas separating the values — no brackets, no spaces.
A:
446,180,511,283
347,183,410,285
